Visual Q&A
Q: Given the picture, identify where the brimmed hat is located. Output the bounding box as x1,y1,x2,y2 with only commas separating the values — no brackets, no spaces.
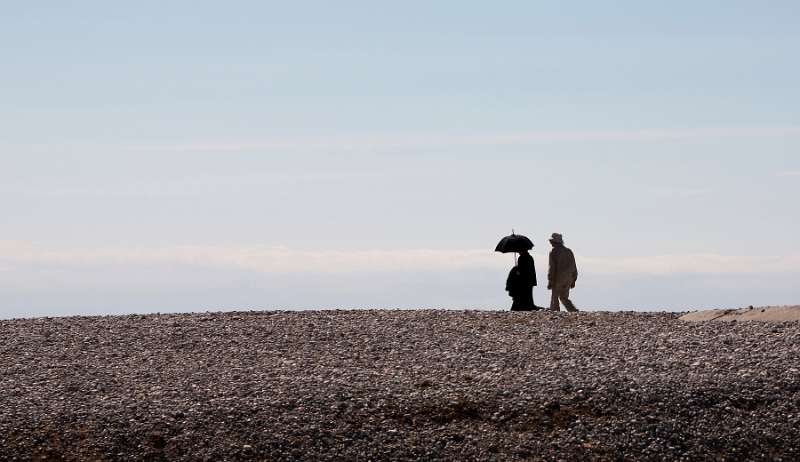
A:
549,233,564,244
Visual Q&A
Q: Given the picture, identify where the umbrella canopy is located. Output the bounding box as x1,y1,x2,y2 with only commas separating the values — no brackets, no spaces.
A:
495,233,534,254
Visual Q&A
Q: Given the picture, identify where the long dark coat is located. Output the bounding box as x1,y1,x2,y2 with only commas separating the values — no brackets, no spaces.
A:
507,253,537,311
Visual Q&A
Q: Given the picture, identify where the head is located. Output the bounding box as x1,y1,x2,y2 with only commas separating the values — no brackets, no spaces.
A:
518,249,530,256
549,233,564,247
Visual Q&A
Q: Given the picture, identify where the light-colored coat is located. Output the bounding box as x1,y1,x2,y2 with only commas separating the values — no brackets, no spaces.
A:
548,245,578,289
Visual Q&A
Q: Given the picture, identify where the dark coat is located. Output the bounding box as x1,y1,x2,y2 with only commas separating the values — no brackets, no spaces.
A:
505,254,537,296
506,253,539,311
517,253,537,288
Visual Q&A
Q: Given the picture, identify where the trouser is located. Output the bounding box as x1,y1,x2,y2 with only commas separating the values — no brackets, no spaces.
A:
550,286,578,312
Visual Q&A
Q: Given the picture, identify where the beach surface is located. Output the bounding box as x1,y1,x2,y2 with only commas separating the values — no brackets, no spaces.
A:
680,305,800,322
1,309,799,461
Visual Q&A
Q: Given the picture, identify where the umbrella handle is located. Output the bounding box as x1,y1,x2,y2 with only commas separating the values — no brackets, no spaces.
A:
513,229,517,266
512,229,516,265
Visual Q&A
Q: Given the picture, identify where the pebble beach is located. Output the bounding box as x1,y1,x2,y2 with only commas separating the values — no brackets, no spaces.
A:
1,309,799,461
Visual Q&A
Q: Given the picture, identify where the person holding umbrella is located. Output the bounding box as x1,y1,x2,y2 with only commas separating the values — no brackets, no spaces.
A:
496,233,542,311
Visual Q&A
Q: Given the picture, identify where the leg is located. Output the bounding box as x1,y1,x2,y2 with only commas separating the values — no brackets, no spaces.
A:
549,289,560,311
558,287,579,312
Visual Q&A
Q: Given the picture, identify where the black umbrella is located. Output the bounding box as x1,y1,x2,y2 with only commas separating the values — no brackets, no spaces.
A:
495,233,534,254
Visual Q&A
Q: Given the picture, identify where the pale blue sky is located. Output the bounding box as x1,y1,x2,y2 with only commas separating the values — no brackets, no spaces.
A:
2,2,799,317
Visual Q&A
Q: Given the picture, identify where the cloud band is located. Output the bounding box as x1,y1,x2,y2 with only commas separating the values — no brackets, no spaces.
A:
1,242,798,275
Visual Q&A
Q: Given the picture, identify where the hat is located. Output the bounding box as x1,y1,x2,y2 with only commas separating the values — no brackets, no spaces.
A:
549,233,564,244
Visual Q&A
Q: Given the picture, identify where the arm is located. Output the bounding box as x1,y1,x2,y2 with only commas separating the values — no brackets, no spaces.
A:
506,267,519,294
570,250,578,287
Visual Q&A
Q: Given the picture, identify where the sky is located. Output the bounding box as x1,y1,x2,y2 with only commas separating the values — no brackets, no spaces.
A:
2,1,799,318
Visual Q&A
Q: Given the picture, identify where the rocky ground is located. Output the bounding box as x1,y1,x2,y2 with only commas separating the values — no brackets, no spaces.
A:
1,309,799,461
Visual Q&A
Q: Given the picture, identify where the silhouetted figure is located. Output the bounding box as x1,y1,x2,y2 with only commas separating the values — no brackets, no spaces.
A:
506,249,540,311
547,233,579,312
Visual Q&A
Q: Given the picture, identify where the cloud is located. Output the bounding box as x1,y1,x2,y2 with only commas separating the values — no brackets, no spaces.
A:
777,170,800,177
0,241,502,273
0,171,387,198
127,127,800,153
582,254,800,275
1,241,799,275
653,188,713,198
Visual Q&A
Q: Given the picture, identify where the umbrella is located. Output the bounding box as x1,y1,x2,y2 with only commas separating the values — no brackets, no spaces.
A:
495,233,534,254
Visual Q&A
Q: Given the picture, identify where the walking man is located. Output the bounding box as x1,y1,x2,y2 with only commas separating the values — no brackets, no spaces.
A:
547,233,579,312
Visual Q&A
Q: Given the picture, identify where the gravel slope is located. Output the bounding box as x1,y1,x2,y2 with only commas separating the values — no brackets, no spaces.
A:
680,306,800,322
1,310,799,461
